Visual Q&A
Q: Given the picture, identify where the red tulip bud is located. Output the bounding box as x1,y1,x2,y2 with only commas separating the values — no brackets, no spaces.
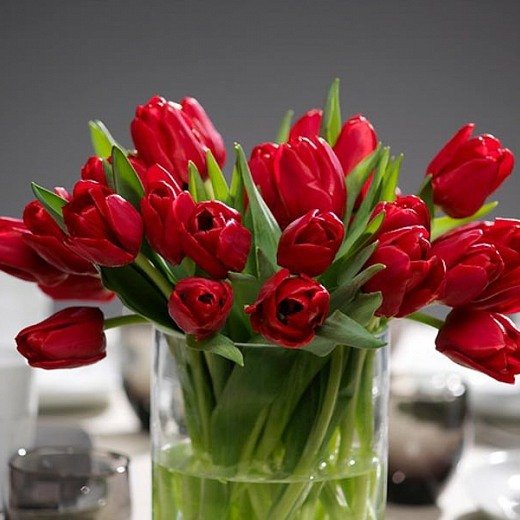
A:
436,308,520,383
16,307,106,369
245,269,330,348
249,137,346,229
277,210,344,276
131,95,225,185
23,199,96,275
168,277,233,340
63,181,143,267
363,226,445,317
0,217,67,286
288,109,323,141
38,275,115,302
427,124,515,218
373,195,431,235
181,200,252,278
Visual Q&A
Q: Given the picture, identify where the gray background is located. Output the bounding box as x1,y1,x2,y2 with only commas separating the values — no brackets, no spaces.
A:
1,0,518,218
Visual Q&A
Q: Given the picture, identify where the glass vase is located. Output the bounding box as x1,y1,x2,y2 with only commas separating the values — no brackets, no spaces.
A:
152,329,389,520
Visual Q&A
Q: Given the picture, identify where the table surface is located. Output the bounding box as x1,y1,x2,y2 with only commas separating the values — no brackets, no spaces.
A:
36,387,520,520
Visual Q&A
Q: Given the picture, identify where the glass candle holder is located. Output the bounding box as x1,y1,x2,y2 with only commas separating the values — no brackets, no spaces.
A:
8,447,131,519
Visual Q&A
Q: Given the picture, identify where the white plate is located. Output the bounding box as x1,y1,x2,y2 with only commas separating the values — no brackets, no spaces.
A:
465,450,520,519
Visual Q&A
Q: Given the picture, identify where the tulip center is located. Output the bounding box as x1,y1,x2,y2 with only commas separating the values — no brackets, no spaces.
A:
277,298,303,323
197,211,214,231
198,293,214,305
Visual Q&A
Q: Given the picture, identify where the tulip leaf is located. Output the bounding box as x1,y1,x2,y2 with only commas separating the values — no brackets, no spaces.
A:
111,146,145,209
381,154,403,202
276,109,294,144
206,151,230,202
344,145,383,231
187,334,244,367
328,241,378,287
100,264,176,333
308,310,386,356
331,263,385,311
31,183,68,232
431,201,498,241
418,174,435,220
102,159,116,191
188,162,210,202
228,272,260,340
234,144,281,276
229,165,245,215
339,291,383,326
321,78,342,146
89,120,119,159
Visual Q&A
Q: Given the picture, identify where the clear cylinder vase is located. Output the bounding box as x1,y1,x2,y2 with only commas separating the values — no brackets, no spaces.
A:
152,329,389,520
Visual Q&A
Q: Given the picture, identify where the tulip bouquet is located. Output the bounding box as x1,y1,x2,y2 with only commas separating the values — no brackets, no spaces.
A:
2,79,519,519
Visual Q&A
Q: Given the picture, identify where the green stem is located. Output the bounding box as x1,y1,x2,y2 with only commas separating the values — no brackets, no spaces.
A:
134,252,173,299
103,314,149,330
406,311,444,330
268,347,345,519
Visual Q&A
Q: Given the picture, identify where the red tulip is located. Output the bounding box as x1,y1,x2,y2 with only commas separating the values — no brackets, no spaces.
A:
373,195,431,235
288,109,323,141
81,154,147,185
168,277,233,340
16,307,106,369
63,181,143,267
277,210,344,276
245,269,330,348
436,308,520,383
427,124,515,218
23,200,96,275
363,225,445,317
81,156,106,184
0,217,67,286
249,137,346,229
131,95,225,185
39,274,115,302
431,227,504,307
141,164,182,193
181,200,252,278
333,114,378,176
437,219,520,314
141,183,189,266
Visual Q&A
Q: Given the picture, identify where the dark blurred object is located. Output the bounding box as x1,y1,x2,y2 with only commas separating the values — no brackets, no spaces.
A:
9,447,130,519
388,373,469,505
120,323,152,430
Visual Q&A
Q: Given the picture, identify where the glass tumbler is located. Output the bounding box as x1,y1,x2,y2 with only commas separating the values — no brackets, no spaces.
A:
8,447,131,519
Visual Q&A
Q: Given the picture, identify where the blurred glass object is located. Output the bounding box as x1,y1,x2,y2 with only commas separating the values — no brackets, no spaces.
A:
9,447,131,519
387,372,469,505
120,322,152,430
0,350,38,512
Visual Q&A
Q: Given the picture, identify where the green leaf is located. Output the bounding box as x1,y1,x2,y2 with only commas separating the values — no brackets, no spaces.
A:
431,201,498,241
276,109,294,144
100,264,175,333
227,272,261,340
256,247,277,281
344,146,383,228
187,334,244,366
335,242,378,285
111,146,145,208
381,154,403,202
340,292,383,326
31,183,67,231
229,166,245,215
206,151,230,202
331,263,385,311
309,310,386,355
321,78,342,146
188,162,210,202
418,174,434,219
89,120,118,159
234,144,281,275
335,210,385,264
102,159,116,191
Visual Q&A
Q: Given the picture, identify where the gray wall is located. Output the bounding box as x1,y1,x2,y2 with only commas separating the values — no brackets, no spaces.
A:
1,0,519,219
